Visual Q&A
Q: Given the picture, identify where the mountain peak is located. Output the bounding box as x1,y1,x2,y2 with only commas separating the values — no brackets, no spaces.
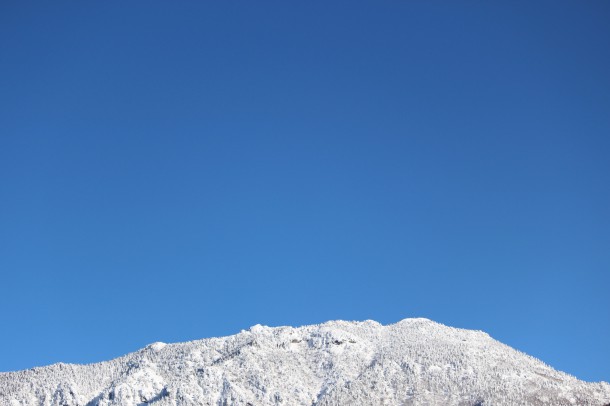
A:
1,318,608,406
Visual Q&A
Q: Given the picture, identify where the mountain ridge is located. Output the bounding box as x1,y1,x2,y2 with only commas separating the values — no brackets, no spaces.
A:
1,318,609,406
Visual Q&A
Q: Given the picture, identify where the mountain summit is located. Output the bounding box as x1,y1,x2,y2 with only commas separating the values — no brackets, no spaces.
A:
1,318,608,406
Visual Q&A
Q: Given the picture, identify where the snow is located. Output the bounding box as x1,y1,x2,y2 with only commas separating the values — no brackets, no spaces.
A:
148,342,167,352
0,318,608,406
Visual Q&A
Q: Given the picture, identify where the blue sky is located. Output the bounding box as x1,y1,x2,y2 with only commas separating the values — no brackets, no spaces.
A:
1,1,608,382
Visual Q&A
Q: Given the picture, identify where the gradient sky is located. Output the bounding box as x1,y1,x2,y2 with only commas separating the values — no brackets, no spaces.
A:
1,1,609,382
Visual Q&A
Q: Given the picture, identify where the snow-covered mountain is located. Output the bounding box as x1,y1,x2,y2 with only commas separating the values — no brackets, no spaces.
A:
1,318,608,406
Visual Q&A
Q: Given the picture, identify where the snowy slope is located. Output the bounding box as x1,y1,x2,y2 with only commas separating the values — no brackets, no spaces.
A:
1,318,608,406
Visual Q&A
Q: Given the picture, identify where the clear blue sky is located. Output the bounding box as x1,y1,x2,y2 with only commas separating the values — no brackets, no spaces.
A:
1,1,608,382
